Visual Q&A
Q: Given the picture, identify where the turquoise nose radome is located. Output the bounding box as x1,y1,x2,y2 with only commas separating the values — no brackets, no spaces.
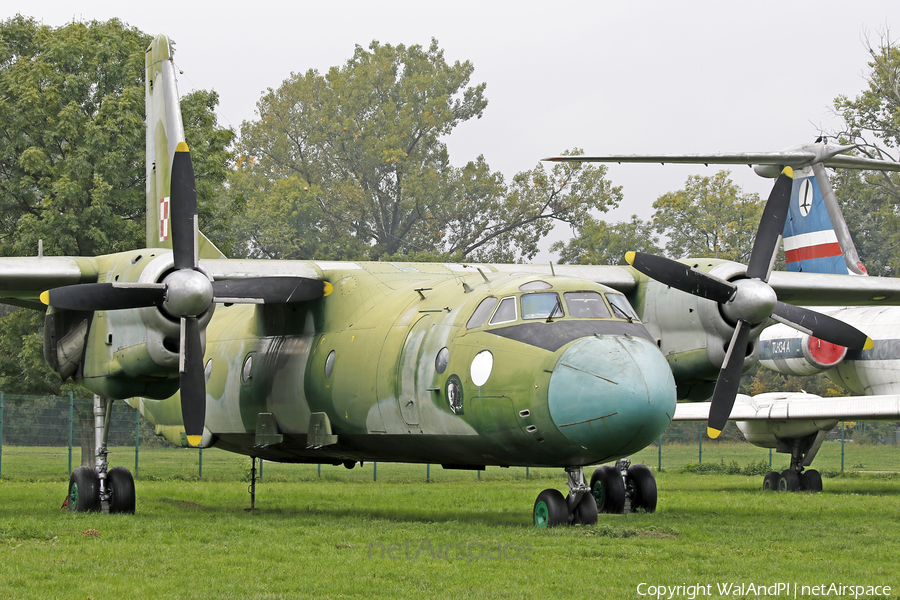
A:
548,335,676,461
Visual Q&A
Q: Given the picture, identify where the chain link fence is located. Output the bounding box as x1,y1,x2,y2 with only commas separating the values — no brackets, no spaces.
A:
0,395,897,481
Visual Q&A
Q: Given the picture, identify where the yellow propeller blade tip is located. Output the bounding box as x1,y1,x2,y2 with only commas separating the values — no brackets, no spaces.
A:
707,427,722,439
186,435,202,447
176,141,190,153
40,290,50,305
864,337,874,351
323,281,334,297
782,166,794,178
624,251,636,265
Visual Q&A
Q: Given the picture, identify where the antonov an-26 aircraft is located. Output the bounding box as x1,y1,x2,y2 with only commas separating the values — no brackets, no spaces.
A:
5,35,900,526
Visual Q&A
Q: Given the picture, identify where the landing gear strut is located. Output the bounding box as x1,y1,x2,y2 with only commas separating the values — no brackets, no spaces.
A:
761,432,825,493
66,395,136,513
533,459,657,527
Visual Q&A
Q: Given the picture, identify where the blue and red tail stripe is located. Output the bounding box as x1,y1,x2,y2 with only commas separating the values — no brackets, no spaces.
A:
782,174,850,274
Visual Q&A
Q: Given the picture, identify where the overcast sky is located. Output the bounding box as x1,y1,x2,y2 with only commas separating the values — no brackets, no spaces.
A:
8,1,900,260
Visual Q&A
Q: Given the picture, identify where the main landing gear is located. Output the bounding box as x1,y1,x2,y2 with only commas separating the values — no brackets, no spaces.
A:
761,432,825,493
533,459,657,527
65,396,136,514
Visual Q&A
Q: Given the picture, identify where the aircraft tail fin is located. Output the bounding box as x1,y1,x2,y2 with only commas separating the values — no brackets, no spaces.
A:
782,162,866,275
144,35,225,259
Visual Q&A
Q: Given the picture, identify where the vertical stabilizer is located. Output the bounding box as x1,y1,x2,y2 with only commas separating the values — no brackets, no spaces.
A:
144,35,225,258
782,164,866,275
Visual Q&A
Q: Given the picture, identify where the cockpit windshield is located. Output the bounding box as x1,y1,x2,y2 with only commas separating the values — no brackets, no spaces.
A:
521,293,563,320
607,293,640,322
564,292,611,318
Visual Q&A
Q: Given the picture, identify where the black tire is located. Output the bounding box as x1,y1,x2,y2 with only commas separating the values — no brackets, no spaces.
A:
533,489,568,528
590,465,625,514
569,491,599,525
626,464,658,513
68,466,100,513
107,466,136,514
762,471,780,491
803,469,823,493
778,469,800,492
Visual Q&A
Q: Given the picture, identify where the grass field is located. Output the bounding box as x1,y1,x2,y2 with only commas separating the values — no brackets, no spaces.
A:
1,446,899,599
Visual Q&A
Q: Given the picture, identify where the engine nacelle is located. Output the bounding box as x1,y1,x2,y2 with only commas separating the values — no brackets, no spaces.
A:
759,323,847,376
45,249,214,399
637,259,765,400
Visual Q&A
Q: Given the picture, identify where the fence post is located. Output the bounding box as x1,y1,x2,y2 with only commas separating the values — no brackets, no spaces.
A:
135,408,140,477
259,459,264,481
0,392,4,478
68,393,74,475
698,422,703,464
426,463,430,482
373,462,377,482
199,448,203,478
658,436,662,471
841,421,845,472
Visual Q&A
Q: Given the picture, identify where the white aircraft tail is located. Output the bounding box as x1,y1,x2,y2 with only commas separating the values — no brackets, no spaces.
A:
782,148,866,275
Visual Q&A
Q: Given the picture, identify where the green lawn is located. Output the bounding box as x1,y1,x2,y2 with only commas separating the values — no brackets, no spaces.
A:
0,454,898,599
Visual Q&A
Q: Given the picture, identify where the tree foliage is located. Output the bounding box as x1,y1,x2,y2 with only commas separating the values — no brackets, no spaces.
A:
652,170,764,261
832,31,900,275
235,40,620,262
551,215,661,265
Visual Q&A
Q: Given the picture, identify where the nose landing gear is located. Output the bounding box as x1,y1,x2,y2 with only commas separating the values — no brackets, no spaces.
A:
533,459,657,527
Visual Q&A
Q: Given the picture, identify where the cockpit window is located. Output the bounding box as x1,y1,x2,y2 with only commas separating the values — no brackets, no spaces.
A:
489,296,517,325
466,297,498,329
521,293,563,320
564,292,611,318
607,293,640,322
519,280,552,291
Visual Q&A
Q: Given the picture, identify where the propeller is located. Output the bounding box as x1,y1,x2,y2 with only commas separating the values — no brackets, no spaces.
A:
41,142,331,446
625,167,873,438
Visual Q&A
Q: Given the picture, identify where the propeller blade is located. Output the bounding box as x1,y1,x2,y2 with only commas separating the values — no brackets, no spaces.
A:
170,142,198,271
772,302,874,350
179,316,206,446
625,252,735,304
745,168,794,280
707,320,751,438
212,277,333,304
40,283,166,311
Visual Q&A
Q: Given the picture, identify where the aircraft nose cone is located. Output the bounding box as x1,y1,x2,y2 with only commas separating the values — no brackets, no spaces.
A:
548,335,676,459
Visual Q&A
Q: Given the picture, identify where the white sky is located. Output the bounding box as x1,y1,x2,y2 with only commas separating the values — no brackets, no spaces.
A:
9,1,900,261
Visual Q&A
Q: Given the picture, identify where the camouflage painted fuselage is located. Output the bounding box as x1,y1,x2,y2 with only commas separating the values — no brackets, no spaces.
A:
130,260,676,468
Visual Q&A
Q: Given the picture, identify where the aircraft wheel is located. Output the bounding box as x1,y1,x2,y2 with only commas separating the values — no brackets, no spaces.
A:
569,491,598,525
590,465,625,514
533,489,568,528
626,464,657,513
762,471,780,491
68,466,100,513
107,466,136,514
778,469,800,492
802,469,823,493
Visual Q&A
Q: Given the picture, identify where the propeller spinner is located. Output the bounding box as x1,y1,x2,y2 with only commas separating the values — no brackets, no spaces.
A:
41,143,331,446
625,168,873,438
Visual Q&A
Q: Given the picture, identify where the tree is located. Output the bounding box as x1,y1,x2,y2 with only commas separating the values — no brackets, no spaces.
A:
236,40,621,262
551,214,661,265
831,31,900,275
652,170,764,261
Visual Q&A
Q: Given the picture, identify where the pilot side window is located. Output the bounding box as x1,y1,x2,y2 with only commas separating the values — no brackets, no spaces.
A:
521,293,563,320
466,297,498,329
607,293,640,322
564,292,611,318
489,296,517,325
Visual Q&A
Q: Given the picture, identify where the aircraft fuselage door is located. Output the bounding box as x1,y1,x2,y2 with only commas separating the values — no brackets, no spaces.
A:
396,315,432,426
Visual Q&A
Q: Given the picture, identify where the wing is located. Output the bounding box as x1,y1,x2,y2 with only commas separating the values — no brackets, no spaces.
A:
674,392,900,422
0,257,99,310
